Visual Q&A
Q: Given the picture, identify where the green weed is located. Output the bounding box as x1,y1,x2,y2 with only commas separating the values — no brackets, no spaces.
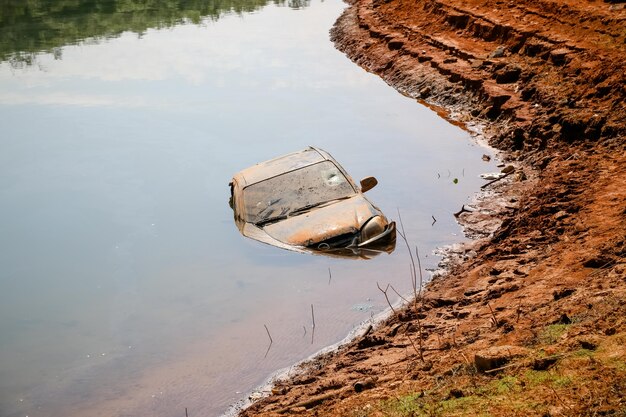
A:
573,348,595,358
381,393,435,417
538,324,569,344
524,370,571,387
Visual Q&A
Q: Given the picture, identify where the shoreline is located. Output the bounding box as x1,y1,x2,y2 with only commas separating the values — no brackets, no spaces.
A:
227,98,526,417
238,0,625,415
225,114,510,416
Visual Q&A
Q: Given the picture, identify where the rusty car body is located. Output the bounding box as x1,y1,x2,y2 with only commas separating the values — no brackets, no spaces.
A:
229,147,396,258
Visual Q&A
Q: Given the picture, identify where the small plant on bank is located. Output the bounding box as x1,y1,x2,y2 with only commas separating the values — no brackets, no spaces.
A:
538,323,570,344
523,369,572,388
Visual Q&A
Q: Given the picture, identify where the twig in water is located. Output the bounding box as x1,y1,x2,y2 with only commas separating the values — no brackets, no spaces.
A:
377,282,396,314
185,407,189,417
481,170,513,189
389,284,410,304
303,325,307,337
328,267,332,285
396,208,425,362
396,209,418,301
397,209,424,362
415,246,424,301
453,205,473,218
264,324,273,343
310,304,316,345
431,215,437,226
264,324,273,358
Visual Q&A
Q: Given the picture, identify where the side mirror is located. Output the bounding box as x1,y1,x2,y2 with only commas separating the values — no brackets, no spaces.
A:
360,176,378,193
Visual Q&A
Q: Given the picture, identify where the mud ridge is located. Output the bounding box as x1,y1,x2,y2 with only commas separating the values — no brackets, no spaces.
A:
331,0,625,154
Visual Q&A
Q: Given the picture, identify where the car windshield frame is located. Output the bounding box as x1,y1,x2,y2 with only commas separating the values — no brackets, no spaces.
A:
242,160,358,225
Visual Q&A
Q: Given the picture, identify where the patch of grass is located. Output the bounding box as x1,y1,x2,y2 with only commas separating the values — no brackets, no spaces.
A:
606,357,626,371
593,332,626,371
510,401,546,413
491,375,521,394
524,370,572,388
476,375,521,396
554,376,572,388
381,393,491,417
538,324,570,344
438,396,488,415
573,348,595,358
380,392,437,417
380,387,546,417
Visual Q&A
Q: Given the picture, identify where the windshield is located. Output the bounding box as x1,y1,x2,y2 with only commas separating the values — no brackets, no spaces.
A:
242,161,356,224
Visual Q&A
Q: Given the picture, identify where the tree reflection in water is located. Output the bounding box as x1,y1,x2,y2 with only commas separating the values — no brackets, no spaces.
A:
0,0,310,66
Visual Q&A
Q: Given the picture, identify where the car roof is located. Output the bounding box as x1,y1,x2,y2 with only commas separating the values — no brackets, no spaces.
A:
234,146,334,187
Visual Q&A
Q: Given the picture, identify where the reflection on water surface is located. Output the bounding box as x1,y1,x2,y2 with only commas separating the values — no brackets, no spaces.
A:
0,0,309,66
0,0,499,416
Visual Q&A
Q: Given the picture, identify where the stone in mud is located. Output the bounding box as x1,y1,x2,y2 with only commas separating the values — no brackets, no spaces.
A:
446,12,470,29
427,297,458,307
354,378,376,392
553,313,571,325
554,210,569,220
578,336,601,351
357,335,387,350
559,114,586,141
463,287,484,297
388,39,404,50
489,45,507,58
553,288,576,300
495,65,522,84
474,345,529,372
501,165,515,174
492,93,512,108
550,48,571,66
448,388,464,398
513,170,527,181
532,356,559,371
582,255,613,269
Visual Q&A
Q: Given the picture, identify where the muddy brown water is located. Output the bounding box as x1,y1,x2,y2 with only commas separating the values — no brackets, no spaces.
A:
0,1,499,416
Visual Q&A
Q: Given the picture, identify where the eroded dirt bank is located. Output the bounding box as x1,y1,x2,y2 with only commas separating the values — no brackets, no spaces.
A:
239,0,625,415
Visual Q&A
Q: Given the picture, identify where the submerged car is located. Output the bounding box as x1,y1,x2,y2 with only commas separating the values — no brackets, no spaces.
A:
229,147,396,258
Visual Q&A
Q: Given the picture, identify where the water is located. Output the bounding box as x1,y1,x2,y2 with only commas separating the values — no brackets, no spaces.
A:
0,1,499,416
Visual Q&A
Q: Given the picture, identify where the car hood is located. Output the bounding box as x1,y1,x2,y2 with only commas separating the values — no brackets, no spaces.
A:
262,194,381,247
